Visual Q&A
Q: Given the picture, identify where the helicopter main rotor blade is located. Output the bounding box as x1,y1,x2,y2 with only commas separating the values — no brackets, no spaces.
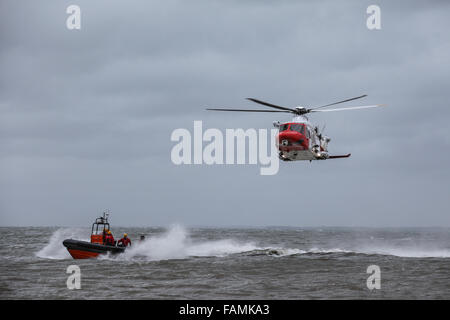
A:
246,98,296,112
311,94,368,110
310,104,385,112
206,108,290,113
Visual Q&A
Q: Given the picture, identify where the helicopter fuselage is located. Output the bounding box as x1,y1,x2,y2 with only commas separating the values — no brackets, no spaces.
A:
275,116,331,161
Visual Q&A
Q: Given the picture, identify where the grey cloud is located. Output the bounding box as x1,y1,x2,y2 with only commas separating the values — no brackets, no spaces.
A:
1,0,449,227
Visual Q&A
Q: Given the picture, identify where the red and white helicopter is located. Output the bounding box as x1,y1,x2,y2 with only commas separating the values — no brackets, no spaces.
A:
207,95,385,161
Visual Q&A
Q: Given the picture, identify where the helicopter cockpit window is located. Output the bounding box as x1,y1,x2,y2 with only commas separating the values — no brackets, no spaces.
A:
279,124,289,132
289,124,304,134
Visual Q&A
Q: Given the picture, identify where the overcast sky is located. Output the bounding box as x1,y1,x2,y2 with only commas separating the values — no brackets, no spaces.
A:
1,0,449,227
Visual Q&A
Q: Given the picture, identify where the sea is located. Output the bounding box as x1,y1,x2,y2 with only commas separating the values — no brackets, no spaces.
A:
0,226,449,299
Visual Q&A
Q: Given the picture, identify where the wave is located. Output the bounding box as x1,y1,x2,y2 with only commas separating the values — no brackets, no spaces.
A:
244,247,450,258
353,247,450,258
242,247,356,257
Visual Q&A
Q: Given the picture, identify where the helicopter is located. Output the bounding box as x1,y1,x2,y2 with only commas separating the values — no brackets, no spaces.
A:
206,94,385,161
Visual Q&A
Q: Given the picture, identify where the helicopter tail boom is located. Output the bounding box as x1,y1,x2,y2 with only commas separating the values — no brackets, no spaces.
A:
328,154,351,159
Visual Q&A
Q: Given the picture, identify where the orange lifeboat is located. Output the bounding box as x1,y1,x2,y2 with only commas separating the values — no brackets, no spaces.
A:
63,212,126,259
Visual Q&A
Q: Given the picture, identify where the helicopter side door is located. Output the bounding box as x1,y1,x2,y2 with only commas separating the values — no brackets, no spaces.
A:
306,126,315,150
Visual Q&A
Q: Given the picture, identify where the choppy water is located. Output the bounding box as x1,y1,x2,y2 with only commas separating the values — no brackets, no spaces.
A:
0,226,449,299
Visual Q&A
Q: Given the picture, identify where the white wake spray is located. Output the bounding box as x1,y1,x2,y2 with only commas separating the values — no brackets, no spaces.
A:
36,228,88,259
120,225,259,261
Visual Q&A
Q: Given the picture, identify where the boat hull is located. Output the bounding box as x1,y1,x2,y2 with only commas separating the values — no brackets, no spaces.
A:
63,239,125,259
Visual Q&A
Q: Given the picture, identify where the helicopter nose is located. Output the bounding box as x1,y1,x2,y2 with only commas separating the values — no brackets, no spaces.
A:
277,131,308,150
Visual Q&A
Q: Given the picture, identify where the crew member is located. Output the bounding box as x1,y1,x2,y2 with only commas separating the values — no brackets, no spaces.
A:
103,228,109,244
105,230,115,246
118,233,132,247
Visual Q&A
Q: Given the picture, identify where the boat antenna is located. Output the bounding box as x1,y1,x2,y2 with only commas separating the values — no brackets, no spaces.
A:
103,210,110,221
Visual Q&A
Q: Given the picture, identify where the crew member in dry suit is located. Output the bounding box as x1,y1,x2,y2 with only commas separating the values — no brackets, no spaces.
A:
105,230,115,246
118,233,131,247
